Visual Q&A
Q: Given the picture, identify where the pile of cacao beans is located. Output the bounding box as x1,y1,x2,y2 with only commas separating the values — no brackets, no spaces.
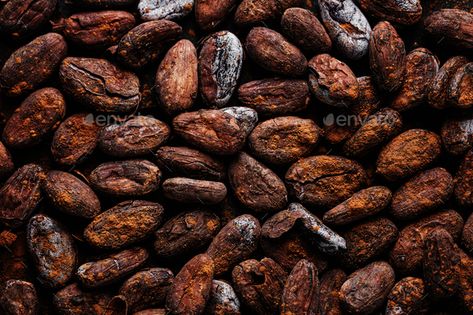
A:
0,0,472,314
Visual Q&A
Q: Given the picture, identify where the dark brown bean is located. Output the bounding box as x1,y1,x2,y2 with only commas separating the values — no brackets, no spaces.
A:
340,218,398,269
43,170,101,219
0,33,67,97
391,48,439,111
117,20,182,69
245,27,307,77
323,186,392,226
454,149,473,206
232,258,287,315
0,141,14,179
162,177,227,204
428,56,469,109
55,11,135,49
173,109,247,155
237,79,310,117
119,268,174,312
0,0,57,37
84,200,164,249
448,62,473,109
281,8,332,54
340,261,395,314
386,277,426,315
154,146,225,181
154,211,220,259
206,214,261,275
89,159,161,196
360,0,422,25
195,0,237,30
234,0,279,26
249,116,321,165
0,280,38,315
155,39,198,115
51,113,101,166
463,213,473,255
59,57,140,113
424,9,473,50
423,228,461,298
199,31,243,108
204,280,241,315
391,168,453,220
0,164,44,228
281,259,318,315
27,214,77,288
441,115,473,155
390,210,464,274
77,247,148,288
138,0,194,21
376,129,442,181
98,116,170,157
166,253,214,315
285,155,367,208
318,269,346,315
369,21,406,92
3,88,65,148
343,108,403,157
53,283,112,315
308,54,359,107
319,0,371,60
228,152,287,212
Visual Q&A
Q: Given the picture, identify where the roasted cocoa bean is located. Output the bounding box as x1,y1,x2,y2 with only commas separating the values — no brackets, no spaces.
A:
390,210,464,274
206,214,261,275
318,0,371,60
428,56,469,110
237,79,310,117
454,149,473,206
340,261,395,314
119,268,174,312
386,277,426,315
154,146,225,181
369,21,406,92
308,54,359,107
441,115,473,155
55,11,135,50
285,155,367,208
162,177,227,204
424,9,473,50
199,31,243,108
232,258,287,315
84,200,164,249
89,159,161,196
0,280,38,315
281,8,332,54
228,152,287,212
53,283,113,315
27,214,77,288
195,0,237,30
155,39,198,114
360,0,422,25
43,170,101,219
318,269,347,315
376,129,442,181
234,0,279,26
204,280,240,315
117,20,182,69
448,62,473,109
59,57,140,113
154,210,220,259
77,247,148,288
138,0,194,21
2,88,66,148
340,217,398,269
0,33,67,97
323,186,392,226
0,164,44,228
280,259,319,315
0,0,57,38
245,27,307,77
0,141,14,179
391,48,439,111
249,116,321,165
98,116,170,157
463,212,473,255
166,253,214,315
